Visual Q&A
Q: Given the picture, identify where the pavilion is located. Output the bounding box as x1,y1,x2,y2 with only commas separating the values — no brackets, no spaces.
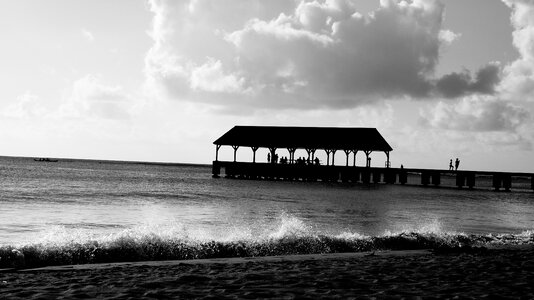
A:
213,126,393,167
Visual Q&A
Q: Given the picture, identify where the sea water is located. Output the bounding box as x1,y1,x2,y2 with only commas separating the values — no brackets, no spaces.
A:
0,156,533,268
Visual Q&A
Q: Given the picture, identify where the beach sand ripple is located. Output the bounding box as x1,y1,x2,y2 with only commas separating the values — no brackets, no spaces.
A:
1,249,533,299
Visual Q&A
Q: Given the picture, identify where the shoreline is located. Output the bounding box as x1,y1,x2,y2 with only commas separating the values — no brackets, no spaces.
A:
17,250,432,272
2,248,533,298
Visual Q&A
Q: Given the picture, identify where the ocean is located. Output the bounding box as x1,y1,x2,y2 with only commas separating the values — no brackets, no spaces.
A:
0,156,533,269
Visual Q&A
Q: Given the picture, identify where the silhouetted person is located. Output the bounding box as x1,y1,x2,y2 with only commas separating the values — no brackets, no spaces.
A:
315,157,320,165
275,154,279,164
455,158,460,171
449,159,453,171
267,153,271,163
401,164,404,169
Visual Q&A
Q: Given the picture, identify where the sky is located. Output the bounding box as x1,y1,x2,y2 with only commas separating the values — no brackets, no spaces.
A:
0,0,533,172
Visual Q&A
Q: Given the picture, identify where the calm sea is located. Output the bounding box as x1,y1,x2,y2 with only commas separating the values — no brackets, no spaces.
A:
1,156,533,268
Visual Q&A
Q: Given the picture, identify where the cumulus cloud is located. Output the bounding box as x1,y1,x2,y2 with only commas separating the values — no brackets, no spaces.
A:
145,0,498,110
59,75,134,120
190,58,247,93
419,96,530,132
500,0,534,101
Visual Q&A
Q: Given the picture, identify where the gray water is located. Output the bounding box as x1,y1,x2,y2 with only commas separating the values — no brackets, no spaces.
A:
1,156,533,248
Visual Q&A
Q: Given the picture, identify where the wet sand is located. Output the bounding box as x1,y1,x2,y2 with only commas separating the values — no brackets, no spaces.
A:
1,248,533,299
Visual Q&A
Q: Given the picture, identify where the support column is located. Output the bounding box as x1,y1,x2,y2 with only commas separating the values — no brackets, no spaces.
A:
251,147,259,163
325,150,332,166
306,148,316,164
268,148,277,164
331,150,337,166
364,151,372,167
287,148,296,164
215,145,221,161
385,151,390,168
344,150,351,166
232,145,239,162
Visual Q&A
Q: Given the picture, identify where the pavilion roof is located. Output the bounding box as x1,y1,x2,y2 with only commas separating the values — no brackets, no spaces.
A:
213,126,393,152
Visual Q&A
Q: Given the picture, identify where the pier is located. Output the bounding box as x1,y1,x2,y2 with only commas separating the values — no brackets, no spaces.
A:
212,161,534,192
212,126,534,192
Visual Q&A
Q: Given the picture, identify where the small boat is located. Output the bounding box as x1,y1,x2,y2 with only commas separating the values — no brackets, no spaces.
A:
34,158,59,162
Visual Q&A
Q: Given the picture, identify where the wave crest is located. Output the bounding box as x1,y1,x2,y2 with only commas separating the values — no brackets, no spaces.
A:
1,217,533,269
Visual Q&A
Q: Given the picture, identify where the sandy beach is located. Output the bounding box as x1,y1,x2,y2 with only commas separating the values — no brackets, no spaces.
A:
1,248,533,299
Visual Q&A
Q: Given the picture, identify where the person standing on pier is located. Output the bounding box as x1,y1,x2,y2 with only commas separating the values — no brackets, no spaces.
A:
449,159,454,171
455,158,460,171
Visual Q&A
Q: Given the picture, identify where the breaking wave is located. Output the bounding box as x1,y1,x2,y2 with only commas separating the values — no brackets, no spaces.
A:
1,216,533,269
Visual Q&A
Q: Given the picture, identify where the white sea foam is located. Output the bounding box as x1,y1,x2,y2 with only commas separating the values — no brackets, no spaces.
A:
267,214,313,240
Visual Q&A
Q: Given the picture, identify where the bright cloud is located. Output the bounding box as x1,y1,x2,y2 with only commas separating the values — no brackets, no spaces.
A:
501,0,534,102
145,0,503,110
59,75,135,120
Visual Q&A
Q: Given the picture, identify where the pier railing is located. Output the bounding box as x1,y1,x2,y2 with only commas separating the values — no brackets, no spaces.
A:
212,161,534,192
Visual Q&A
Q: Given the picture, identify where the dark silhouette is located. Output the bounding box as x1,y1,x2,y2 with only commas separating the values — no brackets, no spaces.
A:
34,158,58,162
267,153,271,163
449,159,453,171
314,157,320,165
455,158,460,171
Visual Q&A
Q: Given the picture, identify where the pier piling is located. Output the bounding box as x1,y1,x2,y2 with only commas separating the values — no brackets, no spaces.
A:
212,161,221,178
213,161,532,192
373,170,382,183
456,172,465,188
421,172,430,186
466,172,476,189
503,175,512,192
493,174,502,191
431,172,441,186
384,170,396,184
399,170,408,185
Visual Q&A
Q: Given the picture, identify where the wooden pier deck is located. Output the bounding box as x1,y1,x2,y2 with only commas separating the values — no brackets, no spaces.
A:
212,161,534,192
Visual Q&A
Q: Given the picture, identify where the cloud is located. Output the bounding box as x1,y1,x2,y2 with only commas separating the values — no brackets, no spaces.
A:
145,0,499,110
438,29,461,45
59,75,134,120
419,95,530,132
500,0,534,101
190,58,247,93
2,92,48,119
435,63,501,98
